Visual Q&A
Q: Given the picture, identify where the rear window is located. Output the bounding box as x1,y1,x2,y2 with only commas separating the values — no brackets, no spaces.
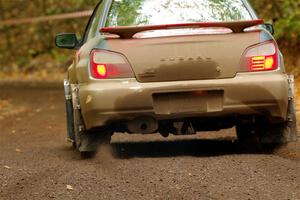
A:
106,0,252,27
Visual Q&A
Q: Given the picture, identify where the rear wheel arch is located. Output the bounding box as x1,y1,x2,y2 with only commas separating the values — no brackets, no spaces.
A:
236,81,298,149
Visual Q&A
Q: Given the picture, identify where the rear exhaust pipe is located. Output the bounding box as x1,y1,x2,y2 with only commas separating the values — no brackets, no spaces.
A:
127,116,158,134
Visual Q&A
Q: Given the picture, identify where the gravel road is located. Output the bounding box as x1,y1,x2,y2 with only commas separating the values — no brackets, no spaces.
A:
0,85,299,200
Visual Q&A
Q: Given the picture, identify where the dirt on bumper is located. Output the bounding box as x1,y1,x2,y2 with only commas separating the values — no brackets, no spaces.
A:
78,73,289,129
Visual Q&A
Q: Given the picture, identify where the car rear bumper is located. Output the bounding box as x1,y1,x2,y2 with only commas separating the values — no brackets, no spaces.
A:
78,72,289,129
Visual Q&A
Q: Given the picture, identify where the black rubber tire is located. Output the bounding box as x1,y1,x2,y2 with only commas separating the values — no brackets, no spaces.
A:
236,124,285,151
72,97,113,158
78,131,112,158
80,151,97,159
236,100,298,151
236,124,260,145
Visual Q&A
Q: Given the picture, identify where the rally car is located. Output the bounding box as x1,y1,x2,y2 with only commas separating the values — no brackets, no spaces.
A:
56,0,297,157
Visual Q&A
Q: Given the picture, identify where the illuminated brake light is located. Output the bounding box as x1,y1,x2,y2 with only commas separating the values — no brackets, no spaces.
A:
265,56,274,69
90,49,134,79
242,41,279,72
93,64,107,78
249,55,277,71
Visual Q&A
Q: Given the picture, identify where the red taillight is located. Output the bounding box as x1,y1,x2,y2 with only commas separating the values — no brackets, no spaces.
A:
90,49,134,79
92,64,107,78
241,41,279,72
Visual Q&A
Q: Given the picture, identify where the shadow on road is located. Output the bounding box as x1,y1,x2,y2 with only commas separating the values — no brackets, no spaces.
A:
110,138,268,159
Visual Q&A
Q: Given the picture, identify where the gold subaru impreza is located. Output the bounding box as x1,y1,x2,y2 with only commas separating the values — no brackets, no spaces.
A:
56,0,297,157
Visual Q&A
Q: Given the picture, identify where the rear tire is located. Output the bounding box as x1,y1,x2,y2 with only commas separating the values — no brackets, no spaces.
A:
71,84,113,158
236,100,298,150
80,151,97,159
236,124,260,146
78,131,112,158
73,102,112,158
74,129,112,158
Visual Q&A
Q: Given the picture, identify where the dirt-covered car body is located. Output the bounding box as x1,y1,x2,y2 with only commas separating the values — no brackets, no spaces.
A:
56,0,297,154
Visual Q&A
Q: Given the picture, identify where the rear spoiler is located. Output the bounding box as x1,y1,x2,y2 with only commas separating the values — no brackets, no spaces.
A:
100,19,264,39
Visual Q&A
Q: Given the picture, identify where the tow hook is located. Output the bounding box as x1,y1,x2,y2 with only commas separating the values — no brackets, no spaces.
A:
173,121,196,135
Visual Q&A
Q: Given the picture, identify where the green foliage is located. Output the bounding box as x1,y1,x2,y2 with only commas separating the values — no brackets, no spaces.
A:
106,0,251,27
0,0,99,73
250,0,300,49
106,0,145,26
0,0,299,76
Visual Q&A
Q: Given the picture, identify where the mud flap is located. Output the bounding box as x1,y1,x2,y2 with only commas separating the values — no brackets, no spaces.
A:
280,75,298,142
72,84,104,152
64,80,75,142
72,84,87,152
261,75,298,144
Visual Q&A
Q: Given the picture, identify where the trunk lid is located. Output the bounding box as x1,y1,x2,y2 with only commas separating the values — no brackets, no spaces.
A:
98,31,260,82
